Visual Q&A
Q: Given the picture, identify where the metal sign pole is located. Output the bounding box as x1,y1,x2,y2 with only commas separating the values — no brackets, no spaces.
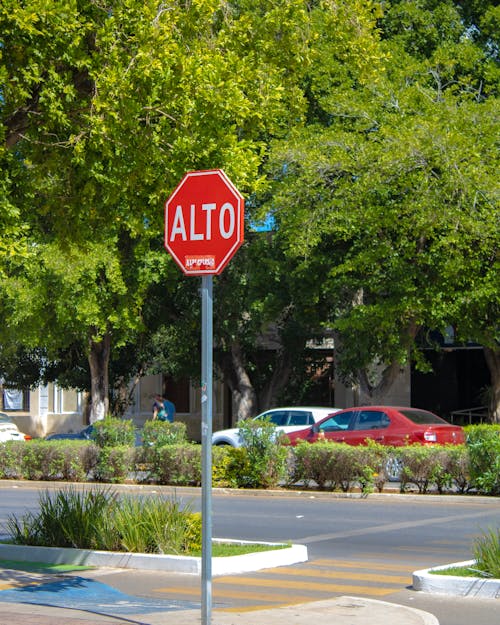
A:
201,274,213,625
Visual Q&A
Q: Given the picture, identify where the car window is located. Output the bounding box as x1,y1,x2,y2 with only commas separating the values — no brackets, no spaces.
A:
320,411,355,432
333,411,356,430
287,411,312,426
353,410,390,430
257,411,288,426
398,409,447,425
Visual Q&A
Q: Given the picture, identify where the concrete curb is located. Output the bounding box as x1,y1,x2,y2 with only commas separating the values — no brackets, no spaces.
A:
169,596,440,625
0,540,308,576
413,560,500,598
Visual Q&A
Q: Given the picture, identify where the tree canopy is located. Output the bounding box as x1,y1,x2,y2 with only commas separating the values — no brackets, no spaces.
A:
1,0,498,421
264,0,499,417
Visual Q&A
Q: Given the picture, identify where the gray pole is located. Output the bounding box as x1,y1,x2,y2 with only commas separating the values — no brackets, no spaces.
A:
201,274,213,625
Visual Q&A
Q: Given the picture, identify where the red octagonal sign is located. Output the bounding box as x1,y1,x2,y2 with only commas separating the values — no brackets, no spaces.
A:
164,169,244,276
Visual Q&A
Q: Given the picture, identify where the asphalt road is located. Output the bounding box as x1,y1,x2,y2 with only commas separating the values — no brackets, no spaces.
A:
0,482,498,625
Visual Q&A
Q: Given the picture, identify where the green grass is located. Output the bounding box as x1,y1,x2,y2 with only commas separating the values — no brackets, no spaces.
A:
194,542,289,557
0,559,94,573
430,565,495,579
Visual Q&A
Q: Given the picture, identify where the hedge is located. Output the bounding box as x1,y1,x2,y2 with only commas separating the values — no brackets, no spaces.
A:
0,424,498,495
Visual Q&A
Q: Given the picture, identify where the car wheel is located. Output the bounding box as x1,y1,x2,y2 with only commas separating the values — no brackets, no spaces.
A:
385,455,403,482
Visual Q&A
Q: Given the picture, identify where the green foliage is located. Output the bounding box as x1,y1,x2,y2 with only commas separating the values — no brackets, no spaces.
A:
6,487,201,554
236,418,289,488
212,446,253,489
290,441,388,493
212,420,289,490
0,442,27,479
141,444,202,486
98,497,201,555
473,527,500,579
16,440,91,482
263,0,499,404
93,446,135,484
398,446,452,494
0,441,97,481
6,487,114,549
141,420,188,448
442,444,471,494
465,425,500,494
91,418,136,447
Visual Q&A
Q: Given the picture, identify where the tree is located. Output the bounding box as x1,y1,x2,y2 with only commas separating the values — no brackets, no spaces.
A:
0,0,312,420
1,0,386,421
264,0,499,417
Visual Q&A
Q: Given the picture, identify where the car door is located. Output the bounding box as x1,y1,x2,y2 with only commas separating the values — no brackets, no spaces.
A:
319,410,357,443
342,409,391,445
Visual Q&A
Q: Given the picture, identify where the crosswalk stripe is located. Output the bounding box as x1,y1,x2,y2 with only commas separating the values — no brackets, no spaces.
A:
155,586,318,604
259,566,409,584
153,558,413,606
311,558,414,572
396,546,465,554
214,575,395,596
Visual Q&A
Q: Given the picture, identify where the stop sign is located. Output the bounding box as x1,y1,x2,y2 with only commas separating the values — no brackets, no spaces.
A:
164,169,244,276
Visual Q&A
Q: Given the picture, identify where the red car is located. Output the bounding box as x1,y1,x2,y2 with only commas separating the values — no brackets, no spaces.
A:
286,406,465,447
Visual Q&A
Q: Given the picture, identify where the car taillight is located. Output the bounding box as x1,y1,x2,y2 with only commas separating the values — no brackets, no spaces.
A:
23,434,32,440
423,430,437,443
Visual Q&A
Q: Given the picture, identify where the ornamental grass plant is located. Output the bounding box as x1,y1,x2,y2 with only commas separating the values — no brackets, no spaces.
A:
5,486,202,554
473,527,500,579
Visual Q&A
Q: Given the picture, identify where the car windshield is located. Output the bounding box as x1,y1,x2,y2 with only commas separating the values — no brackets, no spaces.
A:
256,412,288,426
399,409,448,425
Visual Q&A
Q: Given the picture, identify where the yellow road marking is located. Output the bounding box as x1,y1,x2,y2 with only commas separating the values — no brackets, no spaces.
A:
311,559,414,572
214,576,395,596
396,546,468,554
155,586,318,604
219,603,308,613
260,567,409,584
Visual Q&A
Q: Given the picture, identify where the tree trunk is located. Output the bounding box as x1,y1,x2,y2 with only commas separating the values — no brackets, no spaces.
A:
217,341,258,423
260,348,294,409
483,346,500,424
229,341,258,421
357,360,405,404
88,332,111,423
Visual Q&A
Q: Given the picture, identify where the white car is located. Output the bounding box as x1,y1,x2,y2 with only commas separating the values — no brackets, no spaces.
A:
0,412,31,442
212,406,340,447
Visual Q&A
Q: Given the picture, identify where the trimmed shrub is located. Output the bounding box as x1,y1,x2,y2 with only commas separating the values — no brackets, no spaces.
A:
142,420,188,448
398,445,457,494
291,441,342,490
0,441,26,479
212,446,253,489
19,440,92,482
144,443,202,485
290,441,382,492
93,446,135,483
356,441,389,493
464,425,500,495
92,417,136,447
235,418,289,489
444,445,471,493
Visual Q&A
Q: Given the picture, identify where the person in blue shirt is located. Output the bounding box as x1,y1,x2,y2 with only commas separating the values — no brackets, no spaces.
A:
152,394,176,422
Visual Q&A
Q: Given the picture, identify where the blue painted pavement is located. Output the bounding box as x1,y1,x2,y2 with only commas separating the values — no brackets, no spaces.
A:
0,576,199,616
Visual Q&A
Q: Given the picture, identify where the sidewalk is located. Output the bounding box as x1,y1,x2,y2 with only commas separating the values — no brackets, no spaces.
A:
0,596,439,625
